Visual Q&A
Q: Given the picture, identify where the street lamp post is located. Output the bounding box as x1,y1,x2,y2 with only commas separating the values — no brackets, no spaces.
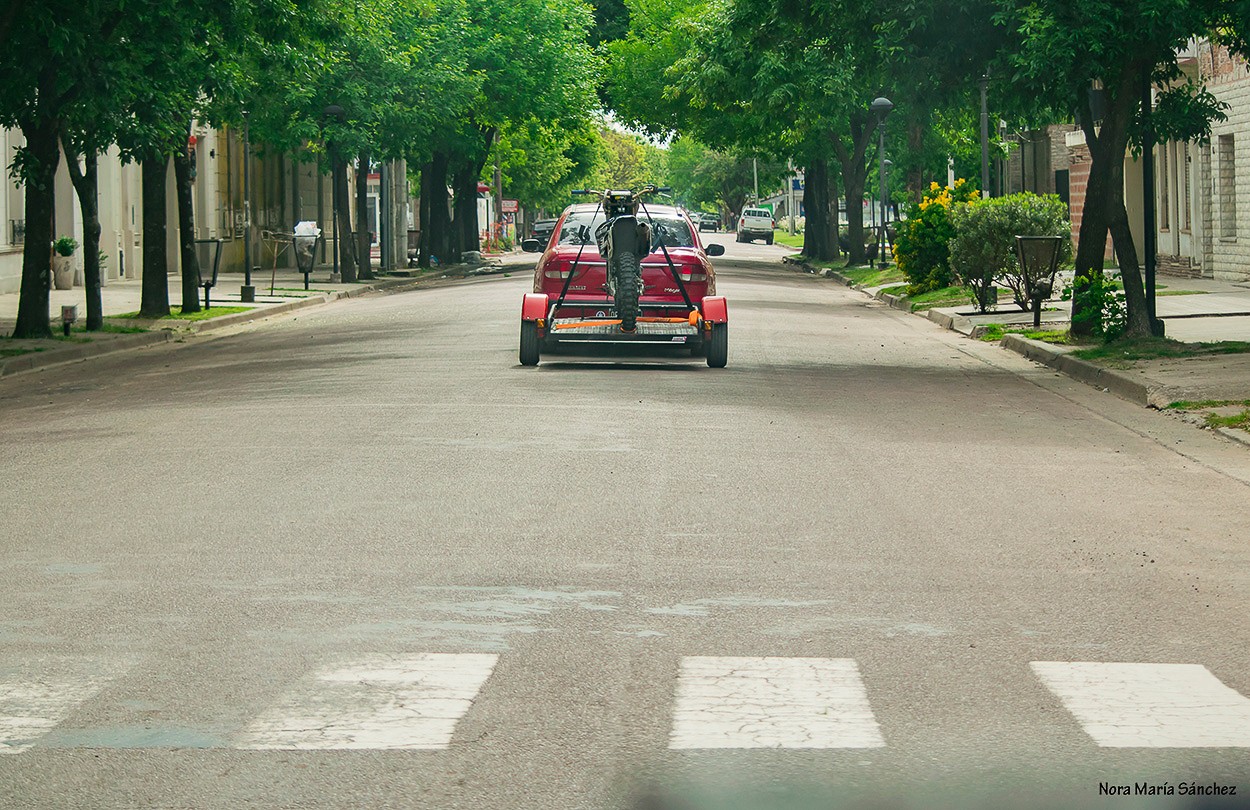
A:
241,111,255,302
870,96,893,269
323,105,345,283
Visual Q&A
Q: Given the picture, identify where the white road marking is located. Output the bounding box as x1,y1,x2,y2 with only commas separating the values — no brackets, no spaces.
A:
668,656,885,749
0,674,107,755
239,653,498,750
1032,661,1250,747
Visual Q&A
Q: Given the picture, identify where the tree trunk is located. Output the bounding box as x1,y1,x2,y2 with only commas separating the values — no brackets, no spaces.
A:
173,129,201,313
1108,199,1152,337
62,141,104,330
356,149,372,279
1102,72,1152,339
453,160,480,258
834,123,875,267
1071,71,1144,338
1072,150,1110,337
802,157,839,262
841,164,868,266
906,115,925,202
418,161,432,268
140,153,170,318
422,151,454,265
12,117,59,339
333,152,357,282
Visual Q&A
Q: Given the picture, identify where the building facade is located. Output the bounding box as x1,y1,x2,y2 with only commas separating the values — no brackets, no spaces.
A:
0,124,414,298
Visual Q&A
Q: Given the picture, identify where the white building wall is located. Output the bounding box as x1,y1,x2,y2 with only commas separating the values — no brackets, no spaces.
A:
1200,41,1250,281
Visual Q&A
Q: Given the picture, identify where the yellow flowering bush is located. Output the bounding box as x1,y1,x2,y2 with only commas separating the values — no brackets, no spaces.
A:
893,179,980,293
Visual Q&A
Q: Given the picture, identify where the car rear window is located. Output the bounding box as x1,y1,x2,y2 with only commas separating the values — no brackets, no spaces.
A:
557,212,695,249
743,208,769,218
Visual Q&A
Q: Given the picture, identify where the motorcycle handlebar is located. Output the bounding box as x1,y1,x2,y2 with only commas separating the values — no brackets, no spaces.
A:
570,185,671,198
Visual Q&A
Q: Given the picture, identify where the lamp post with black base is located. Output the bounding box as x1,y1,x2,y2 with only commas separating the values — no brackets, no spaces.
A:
870,96,893,270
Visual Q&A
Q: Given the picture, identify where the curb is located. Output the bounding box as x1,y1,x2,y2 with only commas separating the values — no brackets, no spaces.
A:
999,334,1154,407
0,329,176,378
0,265,520,379
1215,426,1250,447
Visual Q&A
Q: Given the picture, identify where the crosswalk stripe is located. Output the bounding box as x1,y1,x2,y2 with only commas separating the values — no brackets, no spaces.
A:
668,656,885,749
1032,661,1250,748
1,674,108,755
237,653,498,750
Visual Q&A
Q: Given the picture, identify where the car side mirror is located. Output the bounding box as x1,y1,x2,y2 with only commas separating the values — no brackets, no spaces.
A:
705,244,725,257
521,239,542,253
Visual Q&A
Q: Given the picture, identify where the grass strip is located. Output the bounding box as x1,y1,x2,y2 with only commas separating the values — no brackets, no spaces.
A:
109,305,254,322
1072,337,1250,363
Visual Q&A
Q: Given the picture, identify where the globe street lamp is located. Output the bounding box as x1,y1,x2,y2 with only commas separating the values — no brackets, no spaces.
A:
870,96,893,269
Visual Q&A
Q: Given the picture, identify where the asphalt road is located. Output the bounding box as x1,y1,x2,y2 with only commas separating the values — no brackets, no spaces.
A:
2,239,1250,810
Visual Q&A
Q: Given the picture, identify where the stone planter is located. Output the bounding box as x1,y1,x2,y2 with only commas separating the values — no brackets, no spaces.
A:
52,255,75,290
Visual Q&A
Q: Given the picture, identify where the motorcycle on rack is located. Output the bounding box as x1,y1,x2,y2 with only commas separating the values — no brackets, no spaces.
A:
570,184,668,332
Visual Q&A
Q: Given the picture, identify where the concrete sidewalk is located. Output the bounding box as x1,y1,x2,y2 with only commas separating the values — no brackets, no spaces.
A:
0,251,535,378
787,255,1250,445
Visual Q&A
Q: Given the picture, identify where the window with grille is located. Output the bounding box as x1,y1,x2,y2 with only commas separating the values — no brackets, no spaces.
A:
1220,134,1236,238
1159,146,1169,230
1182,148,1191,232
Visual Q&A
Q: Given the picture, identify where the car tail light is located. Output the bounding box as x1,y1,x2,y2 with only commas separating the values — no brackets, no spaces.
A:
771,220,776,229
678,269,707,282
544,269,571,279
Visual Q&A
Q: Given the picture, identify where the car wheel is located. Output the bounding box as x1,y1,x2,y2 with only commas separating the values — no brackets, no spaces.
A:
765,233,774,245
706,323,727,368
520,321,540,366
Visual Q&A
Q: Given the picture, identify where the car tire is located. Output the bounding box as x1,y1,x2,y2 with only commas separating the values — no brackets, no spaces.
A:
765,233,774,245
706,323,727,368
520,321,540,366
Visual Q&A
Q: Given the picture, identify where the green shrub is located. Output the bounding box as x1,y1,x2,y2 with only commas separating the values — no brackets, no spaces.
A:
949,193,1072,312
1063,274,1126,342
53,236,78,256
893,179,979,294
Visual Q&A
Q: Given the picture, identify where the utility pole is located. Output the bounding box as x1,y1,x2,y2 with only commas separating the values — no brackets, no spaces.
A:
494,159,503,249
980,75,991,199
788,163,797,235
380,161,389,272
752,158,758,202
1142,67,1163,336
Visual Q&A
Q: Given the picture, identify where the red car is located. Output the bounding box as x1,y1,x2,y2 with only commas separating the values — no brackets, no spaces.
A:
518,203,729,367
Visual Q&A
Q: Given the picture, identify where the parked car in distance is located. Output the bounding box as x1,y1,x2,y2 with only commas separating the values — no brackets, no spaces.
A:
530,218,558,248
697,213,720,233
736,207,775,244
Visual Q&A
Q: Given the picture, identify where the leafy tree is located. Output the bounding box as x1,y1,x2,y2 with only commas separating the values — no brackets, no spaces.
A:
0,1,126,337
244,0,477,277
588,126,667,191
993,0,1238,337
666,138,785,226
419,0,598,265
495,121,601,214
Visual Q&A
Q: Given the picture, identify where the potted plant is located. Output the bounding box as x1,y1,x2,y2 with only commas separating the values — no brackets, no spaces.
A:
52,236,78,290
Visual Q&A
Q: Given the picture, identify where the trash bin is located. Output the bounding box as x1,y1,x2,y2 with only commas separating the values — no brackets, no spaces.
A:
293,221,322,290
